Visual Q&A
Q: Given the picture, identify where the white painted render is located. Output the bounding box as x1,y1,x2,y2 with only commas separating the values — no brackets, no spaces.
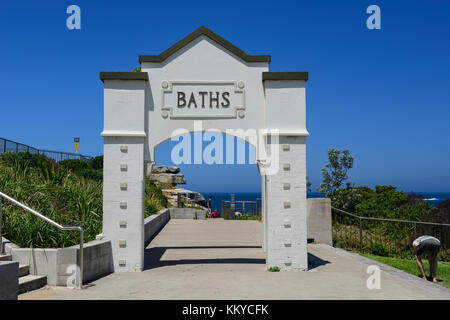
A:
101,28,308,272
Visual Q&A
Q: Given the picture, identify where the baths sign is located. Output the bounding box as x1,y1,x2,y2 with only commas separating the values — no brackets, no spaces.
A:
161,80,246,119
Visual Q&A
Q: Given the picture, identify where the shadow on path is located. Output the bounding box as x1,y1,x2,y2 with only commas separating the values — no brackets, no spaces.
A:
144,245,331,271
144,246,265,270
308,252,331,270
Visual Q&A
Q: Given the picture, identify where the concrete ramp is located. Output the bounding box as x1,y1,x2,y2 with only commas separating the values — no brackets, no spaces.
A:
145,219,265,270
44,219,450,300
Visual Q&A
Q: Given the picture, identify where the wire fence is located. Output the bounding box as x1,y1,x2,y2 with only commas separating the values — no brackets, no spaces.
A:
0,137,93,163
332,207,450,262
220,199,262,219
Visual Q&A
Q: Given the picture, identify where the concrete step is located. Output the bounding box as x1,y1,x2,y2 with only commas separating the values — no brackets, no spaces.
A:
0,254,12,261
18,264,30,277
18,275,47,294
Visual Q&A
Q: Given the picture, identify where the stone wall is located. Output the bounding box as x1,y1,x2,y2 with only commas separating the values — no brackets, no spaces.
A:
144,209,170,245
307,198,332,246
8,239,113,286
169,208,208,220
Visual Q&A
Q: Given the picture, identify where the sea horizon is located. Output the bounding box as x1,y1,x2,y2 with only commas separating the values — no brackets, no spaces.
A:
197,190,450,213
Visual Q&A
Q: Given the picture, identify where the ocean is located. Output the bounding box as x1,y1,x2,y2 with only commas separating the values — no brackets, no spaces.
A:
414,192,450,207
201,191,450,216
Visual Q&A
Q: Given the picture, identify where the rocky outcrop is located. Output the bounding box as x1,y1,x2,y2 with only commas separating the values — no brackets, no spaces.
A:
152,166,180,174
148,165,205,208
149,173,186,185
162,188,207,208
148,165,186,186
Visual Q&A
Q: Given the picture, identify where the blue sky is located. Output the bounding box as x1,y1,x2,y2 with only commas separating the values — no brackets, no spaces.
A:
1,1,449,193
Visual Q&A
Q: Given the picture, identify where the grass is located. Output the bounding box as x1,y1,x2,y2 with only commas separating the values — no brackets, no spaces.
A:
0,152,168,248
268,266,280,272
362,254,450,289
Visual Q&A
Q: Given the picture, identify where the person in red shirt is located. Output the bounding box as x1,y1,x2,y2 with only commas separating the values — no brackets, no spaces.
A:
211,209,219,218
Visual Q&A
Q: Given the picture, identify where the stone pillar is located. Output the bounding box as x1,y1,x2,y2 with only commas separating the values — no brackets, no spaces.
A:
100,72,148,272
265,135,308,270
262,73,309,270
103,137,145,272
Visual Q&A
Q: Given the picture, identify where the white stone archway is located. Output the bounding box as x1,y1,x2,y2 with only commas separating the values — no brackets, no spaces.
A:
100,26,309,272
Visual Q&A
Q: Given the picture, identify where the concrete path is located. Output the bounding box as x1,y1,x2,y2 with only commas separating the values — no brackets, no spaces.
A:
44,219,450,300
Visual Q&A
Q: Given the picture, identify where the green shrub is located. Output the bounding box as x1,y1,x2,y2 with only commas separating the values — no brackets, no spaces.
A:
60,159,102,181
144,179,168,217
268,266,280,272
0,152,169,248
77,168,102,180
0,154,102,248
369,243,389,257
236,213,259,220
60,159,89,171
90,155,103,170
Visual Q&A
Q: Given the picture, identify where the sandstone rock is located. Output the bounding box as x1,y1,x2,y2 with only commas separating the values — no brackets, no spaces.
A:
162,188,206,208
150,173,186,185
152,166,180,174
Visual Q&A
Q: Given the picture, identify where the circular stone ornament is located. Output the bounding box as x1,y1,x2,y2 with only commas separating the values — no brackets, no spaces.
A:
161,111,169,119
237,81,245,89
238,110,245,118
161,81,169,89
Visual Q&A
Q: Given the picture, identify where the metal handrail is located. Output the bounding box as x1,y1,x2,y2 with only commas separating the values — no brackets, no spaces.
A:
0,192,84,289
222,200,258,204
331,206,450,227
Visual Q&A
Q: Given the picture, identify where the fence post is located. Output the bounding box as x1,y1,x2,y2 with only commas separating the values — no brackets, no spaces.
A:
414,222,417,238
359,218,363,252
230,194,235,216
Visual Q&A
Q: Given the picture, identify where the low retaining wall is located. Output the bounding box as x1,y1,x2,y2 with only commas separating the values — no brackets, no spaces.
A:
1,207,206,287
71,239,113,285
144,208,170,245
0,261,18,300
6,239,112,286
169,208,208,220
307,198,332,245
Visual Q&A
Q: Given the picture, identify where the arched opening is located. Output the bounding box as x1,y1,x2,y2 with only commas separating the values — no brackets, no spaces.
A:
153,132,261,211
144,132,265,270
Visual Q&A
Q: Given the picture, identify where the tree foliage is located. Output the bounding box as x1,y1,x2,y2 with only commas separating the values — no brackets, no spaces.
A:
318,149,354,197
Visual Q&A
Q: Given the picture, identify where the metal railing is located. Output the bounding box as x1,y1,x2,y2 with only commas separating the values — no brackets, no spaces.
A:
221,199,262,219
332,206,450,261
0,137,93,163
176,192,206,209
0,192,84,289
